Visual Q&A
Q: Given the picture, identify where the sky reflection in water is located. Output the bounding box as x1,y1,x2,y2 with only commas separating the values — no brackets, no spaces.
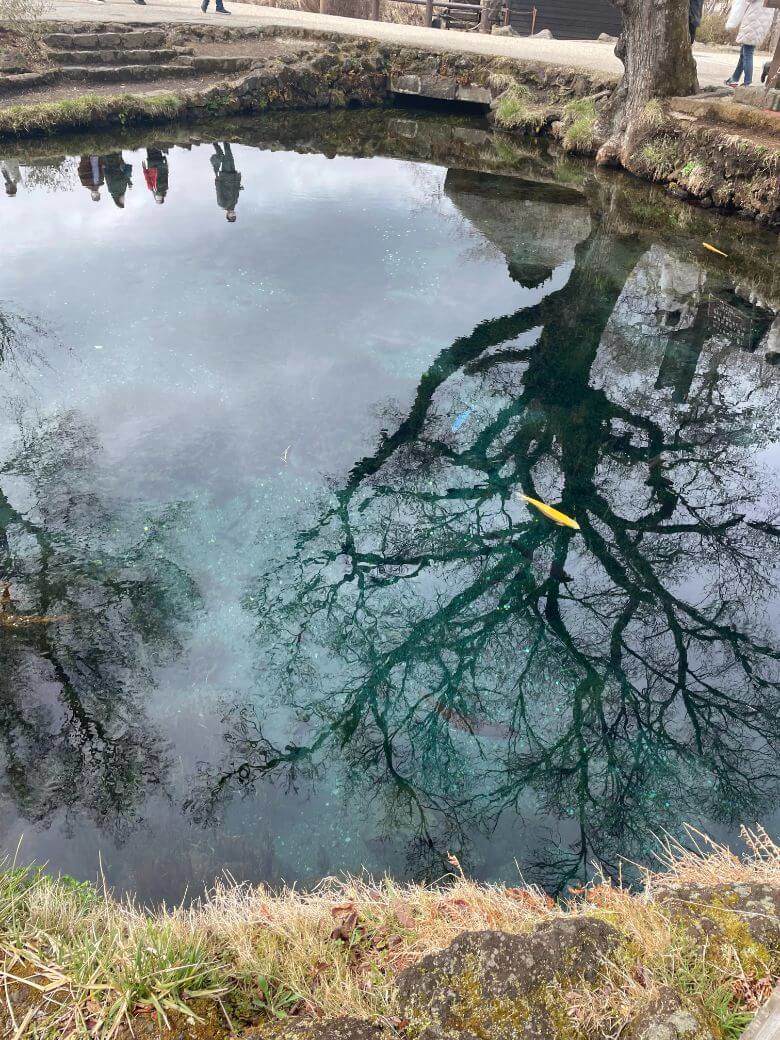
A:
1,114,779,902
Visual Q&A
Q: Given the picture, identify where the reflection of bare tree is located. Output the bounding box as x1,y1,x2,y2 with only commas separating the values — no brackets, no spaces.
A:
0,301,48,374
188,179,780,890
0,318,200,840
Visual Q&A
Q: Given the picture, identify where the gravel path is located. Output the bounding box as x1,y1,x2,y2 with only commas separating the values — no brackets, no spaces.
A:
44,0,770,88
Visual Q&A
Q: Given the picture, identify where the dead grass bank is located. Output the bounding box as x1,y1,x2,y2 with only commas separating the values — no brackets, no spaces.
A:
0,827,778,1039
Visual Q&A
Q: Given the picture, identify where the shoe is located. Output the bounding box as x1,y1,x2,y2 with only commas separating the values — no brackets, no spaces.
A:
215,4,231,11
725,78,738,87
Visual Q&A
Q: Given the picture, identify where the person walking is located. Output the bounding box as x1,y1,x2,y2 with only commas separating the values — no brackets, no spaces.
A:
104,152,133,209
78,155,104,202
143,148,169,205
689,0,703,42
1,158,21,197
201,0,230,14
726,0,774,85
211,142,242,222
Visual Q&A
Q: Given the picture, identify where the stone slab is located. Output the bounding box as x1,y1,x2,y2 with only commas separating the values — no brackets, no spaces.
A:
740,988,780,1040
456,83,491,104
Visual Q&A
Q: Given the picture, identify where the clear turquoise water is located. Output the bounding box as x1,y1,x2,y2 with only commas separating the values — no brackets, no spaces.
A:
1,115,779,901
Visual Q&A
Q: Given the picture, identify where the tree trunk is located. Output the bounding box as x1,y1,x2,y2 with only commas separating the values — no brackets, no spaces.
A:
597,0,698,167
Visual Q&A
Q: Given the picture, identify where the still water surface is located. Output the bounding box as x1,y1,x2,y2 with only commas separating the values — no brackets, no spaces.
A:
1,112,779,902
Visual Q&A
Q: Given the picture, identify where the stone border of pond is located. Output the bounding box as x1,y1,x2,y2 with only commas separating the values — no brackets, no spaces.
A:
0,21,778,227
0,828,778,1040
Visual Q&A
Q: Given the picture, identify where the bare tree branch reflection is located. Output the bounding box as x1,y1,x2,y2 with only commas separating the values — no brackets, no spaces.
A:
186,176,780,890
0,314,200,841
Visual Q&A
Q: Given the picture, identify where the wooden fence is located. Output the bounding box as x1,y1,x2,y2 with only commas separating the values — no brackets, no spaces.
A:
318,0,537,34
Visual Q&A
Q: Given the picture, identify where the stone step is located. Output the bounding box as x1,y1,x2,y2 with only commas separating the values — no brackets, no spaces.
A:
189,55,254,73
57,63,199,83
47,47,184,67
42,30,167,50
0,70,55,95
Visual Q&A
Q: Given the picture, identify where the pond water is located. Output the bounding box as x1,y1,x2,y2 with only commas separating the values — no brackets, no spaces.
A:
1,110,779,903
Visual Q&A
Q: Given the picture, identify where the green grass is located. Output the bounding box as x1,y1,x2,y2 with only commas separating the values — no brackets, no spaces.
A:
0,91,186,139
641,136,681,179
493,84,552,133
562,97,598,153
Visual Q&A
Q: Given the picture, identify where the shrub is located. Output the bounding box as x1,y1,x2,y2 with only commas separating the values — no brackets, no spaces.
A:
0,0,51,60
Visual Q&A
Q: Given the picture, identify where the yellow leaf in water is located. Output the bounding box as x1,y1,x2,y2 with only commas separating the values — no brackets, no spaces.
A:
517,493,580,530
0,614,70,629
702,242,728,258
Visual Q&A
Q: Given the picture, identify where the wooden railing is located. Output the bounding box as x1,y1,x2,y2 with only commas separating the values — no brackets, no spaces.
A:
319,0,537,35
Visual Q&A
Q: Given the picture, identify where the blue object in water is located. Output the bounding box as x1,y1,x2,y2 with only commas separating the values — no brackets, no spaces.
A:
452,409,472,432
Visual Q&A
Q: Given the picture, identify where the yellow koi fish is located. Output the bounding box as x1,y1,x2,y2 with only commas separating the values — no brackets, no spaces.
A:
702,242,728,258
517,493,580,530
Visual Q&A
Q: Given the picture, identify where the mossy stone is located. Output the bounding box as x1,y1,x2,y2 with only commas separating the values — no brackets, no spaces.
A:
397,915,622,1040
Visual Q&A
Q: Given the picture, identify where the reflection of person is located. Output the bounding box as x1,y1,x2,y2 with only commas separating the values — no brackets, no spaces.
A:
689,0,703,41
143,148,169,205
78,155,104,202
1,158,20,197
210,143,242,222
103,153,133,209
726,0,774,85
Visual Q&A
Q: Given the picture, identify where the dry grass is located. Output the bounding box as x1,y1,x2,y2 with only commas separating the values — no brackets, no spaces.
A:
649,826,780,889
0,827,778,1039
0,0,52,66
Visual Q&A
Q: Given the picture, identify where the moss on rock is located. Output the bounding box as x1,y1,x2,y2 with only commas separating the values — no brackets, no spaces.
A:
396,916,622,1040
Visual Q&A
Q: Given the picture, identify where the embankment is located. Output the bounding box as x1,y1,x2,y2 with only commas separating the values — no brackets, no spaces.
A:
0,828,779,1040
0,21,778,225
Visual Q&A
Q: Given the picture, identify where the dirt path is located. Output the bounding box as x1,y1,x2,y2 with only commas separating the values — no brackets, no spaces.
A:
43,0,770,88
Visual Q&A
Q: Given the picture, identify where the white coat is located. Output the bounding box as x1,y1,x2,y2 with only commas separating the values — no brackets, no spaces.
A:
727,0,774,46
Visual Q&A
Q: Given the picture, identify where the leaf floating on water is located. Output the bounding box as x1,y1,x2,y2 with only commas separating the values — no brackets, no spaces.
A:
451,409,472,432
702,242,728,258
0,613,70,629
517,493,580,531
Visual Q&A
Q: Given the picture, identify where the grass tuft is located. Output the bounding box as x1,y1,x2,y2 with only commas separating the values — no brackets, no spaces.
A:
561,97,598,153
493,84,551,133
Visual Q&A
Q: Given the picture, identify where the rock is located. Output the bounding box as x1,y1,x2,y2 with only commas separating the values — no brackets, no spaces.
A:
656,883,780,951
697,85,735,97
397,916,621,1040
534,29,554,38
391,73,421,95
761,316,780,364
598,32,618,42
419,74,457,100
0,48,30,74
456,84,491,104
492,25,519,36
741,987,780,1040
242,1019,389,1040
627,987,716,1040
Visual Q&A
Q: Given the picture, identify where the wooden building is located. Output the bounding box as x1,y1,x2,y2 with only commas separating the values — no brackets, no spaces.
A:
508,0,623,39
